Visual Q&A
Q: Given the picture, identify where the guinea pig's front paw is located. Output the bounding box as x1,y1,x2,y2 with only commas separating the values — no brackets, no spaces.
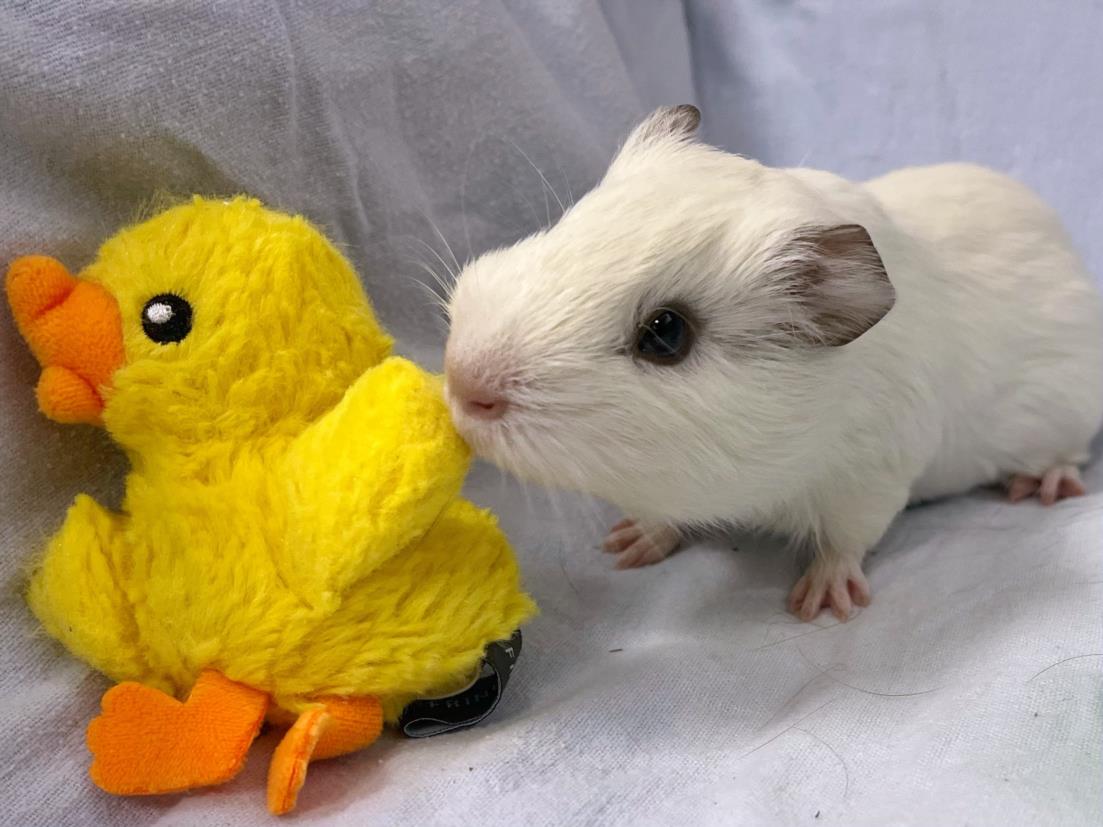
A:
1006,466,1086,506
788,556,871,623
602,519,680,569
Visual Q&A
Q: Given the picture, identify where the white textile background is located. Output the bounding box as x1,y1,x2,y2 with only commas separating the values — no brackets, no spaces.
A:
0,2,1099,825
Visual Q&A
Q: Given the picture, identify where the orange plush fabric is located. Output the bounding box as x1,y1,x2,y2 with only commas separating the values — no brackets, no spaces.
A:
266,697,384,814
88,668,383,813
5,256,124,424
87,670,269,795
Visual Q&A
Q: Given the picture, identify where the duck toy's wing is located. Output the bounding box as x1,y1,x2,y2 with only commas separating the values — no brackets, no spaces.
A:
276,356,470,604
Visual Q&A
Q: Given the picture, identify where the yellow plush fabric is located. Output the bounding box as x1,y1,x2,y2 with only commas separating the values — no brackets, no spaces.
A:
8,197,535,810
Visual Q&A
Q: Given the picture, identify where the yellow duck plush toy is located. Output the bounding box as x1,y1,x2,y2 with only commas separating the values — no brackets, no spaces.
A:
5,197,535,815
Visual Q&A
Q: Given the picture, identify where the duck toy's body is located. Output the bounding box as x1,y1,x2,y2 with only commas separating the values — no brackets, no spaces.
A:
5,198,534,814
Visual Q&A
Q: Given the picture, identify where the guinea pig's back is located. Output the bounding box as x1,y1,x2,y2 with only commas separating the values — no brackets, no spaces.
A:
866,163,1086,276
866,163,1103,491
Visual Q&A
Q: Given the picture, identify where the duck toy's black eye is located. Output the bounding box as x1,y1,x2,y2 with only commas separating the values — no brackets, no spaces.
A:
634,307,695,365
141,294,193,344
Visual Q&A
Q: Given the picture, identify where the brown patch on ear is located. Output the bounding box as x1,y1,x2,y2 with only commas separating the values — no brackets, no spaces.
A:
654,104,701,138
623,105,701,149
788,224,896,347
604,105,702,182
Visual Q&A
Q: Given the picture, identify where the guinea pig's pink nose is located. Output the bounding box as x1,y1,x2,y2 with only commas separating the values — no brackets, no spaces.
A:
445,358,510,421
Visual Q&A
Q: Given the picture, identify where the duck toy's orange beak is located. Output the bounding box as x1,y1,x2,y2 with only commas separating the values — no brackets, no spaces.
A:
5,256,125,425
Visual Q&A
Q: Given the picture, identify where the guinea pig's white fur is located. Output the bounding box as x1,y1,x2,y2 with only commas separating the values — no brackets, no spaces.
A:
445,106,1103,621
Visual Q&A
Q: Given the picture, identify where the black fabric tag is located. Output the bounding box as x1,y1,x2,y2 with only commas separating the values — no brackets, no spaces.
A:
398,630,523,738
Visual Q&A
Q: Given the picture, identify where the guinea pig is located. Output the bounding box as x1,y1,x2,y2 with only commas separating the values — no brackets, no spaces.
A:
444,105,1103,622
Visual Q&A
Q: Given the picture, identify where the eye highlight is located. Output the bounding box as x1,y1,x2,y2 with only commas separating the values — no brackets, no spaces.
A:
141,294,193,344
634,307,695,365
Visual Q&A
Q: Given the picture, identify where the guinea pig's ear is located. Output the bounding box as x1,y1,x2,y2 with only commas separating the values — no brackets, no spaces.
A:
625,105,701,148
606,105,701,178
780,224,896,347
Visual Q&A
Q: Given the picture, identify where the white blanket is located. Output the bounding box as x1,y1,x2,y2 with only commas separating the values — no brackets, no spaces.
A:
0,2,1098,825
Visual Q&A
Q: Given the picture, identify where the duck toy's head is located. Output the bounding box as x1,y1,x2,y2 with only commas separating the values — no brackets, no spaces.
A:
8,197,392,454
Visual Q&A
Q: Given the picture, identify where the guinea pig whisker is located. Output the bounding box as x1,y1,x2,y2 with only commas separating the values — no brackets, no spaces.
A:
423,214,464,276
406,277,450,322
408,235,458,284
403,262,452,316
404,255,452,297
460,139,477,262
554,157,576,209
509,140,567,224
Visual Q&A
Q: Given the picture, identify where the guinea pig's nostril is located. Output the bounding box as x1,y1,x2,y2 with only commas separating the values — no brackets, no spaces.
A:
445,357,511,422
462,394,509,420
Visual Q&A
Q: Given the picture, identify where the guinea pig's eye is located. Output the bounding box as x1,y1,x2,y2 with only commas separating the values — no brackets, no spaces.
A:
141,294,193,344
634,307,694,365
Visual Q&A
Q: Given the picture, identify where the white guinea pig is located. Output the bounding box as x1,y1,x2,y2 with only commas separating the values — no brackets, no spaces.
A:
444,105,1103,622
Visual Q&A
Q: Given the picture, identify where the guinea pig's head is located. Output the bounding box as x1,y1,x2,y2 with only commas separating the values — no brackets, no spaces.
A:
445,106,895,523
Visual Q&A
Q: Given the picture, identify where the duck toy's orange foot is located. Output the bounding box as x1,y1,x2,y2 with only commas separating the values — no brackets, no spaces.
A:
87,670,383,815
87,671,268,796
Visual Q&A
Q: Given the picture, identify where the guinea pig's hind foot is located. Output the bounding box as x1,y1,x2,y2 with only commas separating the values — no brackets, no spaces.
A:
602,519,680,569
1006,466,1086,506
788,558,871,623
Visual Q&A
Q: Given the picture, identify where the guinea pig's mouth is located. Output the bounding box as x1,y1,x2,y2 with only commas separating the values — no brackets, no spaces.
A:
445,382,536,470
443,354,602,492
443,352,525,445
445,385,511,447
445,387,592,497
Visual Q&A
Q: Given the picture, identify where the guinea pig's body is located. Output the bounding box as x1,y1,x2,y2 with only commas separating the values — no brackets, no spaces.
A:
445,106,1103,621
858,163,1102,504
